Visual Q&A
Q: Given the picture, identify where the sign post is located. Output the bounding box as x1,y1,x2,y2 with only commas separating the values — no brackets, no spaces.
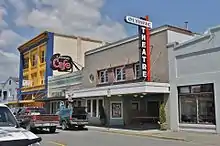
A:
125,15,152,81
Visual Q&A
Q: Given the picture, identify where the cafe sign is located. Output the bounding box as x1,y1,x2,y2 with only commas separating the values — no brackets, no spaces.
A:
124,15,152,81
50,53,73,72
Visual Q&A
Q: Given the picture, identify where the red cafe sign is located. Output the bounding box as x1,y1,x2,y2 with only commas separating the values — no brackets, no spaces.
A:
50,53,73,72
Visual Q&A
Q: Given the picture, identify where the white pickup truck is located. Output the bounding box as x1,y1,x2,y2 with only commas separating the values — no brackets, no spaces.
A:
0,104,41,146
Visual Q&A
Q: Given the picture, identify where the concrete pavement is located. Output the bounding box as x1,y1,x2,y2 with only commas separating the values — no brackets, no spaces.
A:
87,126,220,145
37,128,219,146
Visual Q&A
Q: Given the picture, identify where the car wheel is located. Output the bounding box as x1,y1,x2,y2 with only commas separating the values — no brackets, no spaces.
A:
49,126,56,133
78,125,85,129
62,121,67,130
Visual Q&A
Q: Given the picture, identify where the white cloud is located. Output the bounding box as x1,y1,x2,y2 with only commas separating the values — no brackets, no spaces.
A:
0,50,19,82
0,2,23,81
0,0,128,81
13,0,127,41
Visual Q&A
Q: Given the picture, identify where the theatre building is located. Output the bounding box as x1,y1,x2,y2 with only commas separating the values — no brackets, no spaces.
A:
168,25,220,133
67,25,195,128
18,31,105,107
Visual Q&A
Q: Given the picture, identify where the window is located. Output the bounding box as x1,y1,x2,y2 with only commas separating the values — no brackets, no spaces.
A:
3,91,7,101
41,79,44,85
78,100,81,107
9,80,11,85
40,51,45,63
0,90,2,97
87,100,91,113
32,54,38,66
99,70,108,83
131,101,140,111
31,73,37,86
0,107,17,127
92,100,97,117
40,71,45,85
178,83,215,125
23,57,29,69
115,67,126,81
87,98,104,118
134,63,140,79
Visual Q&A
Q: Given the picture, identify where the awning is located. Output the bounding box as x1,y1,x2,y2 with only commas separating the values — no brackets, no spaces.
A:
35,96,66,102
67,82,170,98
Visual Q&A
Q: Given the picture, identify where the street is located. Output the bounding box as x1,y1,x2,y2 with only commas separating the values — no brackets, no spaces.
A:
37,128,201,146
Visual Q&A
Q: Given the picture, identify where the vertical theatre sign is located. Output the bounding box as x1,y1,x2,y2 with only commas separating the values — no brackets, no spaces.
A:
125,15,152,81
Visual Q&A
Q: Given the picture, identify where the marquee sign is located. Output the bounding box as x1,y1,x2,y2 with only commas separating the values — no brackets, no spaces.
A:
125,15,152,81
50,53,73,72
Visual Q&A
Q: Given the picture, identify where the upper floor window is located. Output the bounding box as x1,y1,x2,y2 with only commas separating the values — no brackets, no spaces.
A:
32,54,38,67
9,80,11,85
23,57,29,69
134,63,141,79
99,70,108,83
115,67,126,81
41,51,45,63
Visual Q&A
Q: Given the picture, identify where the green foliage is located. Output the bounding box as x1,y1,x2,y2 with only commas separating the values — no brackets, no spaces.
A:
159,102,166,124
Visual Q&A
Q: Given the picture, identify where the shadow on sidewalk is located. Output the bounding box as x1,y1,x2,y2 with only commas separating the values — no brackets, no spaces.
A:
89,123,160,131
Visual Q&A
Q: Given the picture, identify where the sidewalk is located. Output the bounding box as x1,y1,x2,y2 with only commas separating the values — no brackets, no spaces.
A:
87,126,220,145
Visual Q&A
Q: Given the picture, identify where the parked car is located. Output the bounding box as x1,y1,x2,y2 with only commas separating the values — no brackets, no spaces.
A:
15,107,59,133
0,104,41,146
57,101,88,130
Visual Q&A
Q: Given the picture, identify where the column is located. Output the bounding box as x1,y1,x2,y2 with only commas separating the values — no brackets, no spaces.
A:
214,82,220,133
96,99,99,117
167,42,179,131
90,99,93,117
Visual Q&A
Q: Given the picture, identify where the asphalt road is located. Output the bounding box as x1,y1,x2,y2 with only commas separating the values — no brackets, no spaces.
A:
37,128,201,146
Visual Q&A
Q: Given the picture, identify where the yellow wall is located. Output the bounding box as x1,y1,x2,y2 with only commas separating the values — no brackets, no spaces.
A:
22,43,46,93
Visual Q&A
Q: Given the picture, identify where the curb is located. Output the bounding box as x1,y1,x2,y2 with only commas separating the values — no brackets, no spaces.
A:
101,130,186,141
87,127,186,141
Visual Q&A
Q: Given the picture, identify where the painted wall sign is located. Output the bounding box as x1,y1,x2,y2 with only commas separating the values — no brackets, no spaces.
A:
50,53,73,72
125,15,152,81
125,16,152,28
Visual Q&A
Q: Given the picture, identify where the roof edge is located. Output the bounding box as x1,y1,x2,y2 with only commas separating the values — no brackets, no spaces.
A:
54,32,106,44
85,24,196,56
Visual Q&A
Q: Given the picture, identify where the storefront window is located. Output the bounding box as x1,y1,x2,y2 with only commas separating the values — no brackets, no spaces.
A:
178,83,215,125
87,100,91,113
92,100,97,117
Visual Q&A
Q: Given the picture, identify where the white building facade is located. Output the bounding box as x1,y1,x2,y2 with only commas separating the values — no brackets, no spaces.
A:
0,77,19,106
168,25,220,133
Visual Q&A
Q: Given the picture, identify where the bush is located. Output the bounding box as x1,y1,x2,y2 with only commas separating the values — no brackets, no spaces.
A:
158,102,167,130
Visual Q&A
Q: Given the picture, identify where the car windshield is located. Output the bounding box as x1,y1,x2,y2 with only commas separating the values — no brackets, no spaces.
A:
72,107,86,114
0,107,17,127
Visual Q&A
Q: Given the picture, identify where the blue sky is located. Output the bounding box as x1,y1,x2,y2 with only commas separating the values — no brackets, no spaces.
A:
104,0,220,35
0,0,220,81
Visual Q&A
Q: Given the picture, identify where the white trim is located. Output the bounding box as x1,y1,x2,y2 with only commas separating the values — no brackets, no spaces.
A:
134,63,140,79
70,82,170,98
85,25,180,56
99,70,108,84
110,101,123,119
131,100,140,111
